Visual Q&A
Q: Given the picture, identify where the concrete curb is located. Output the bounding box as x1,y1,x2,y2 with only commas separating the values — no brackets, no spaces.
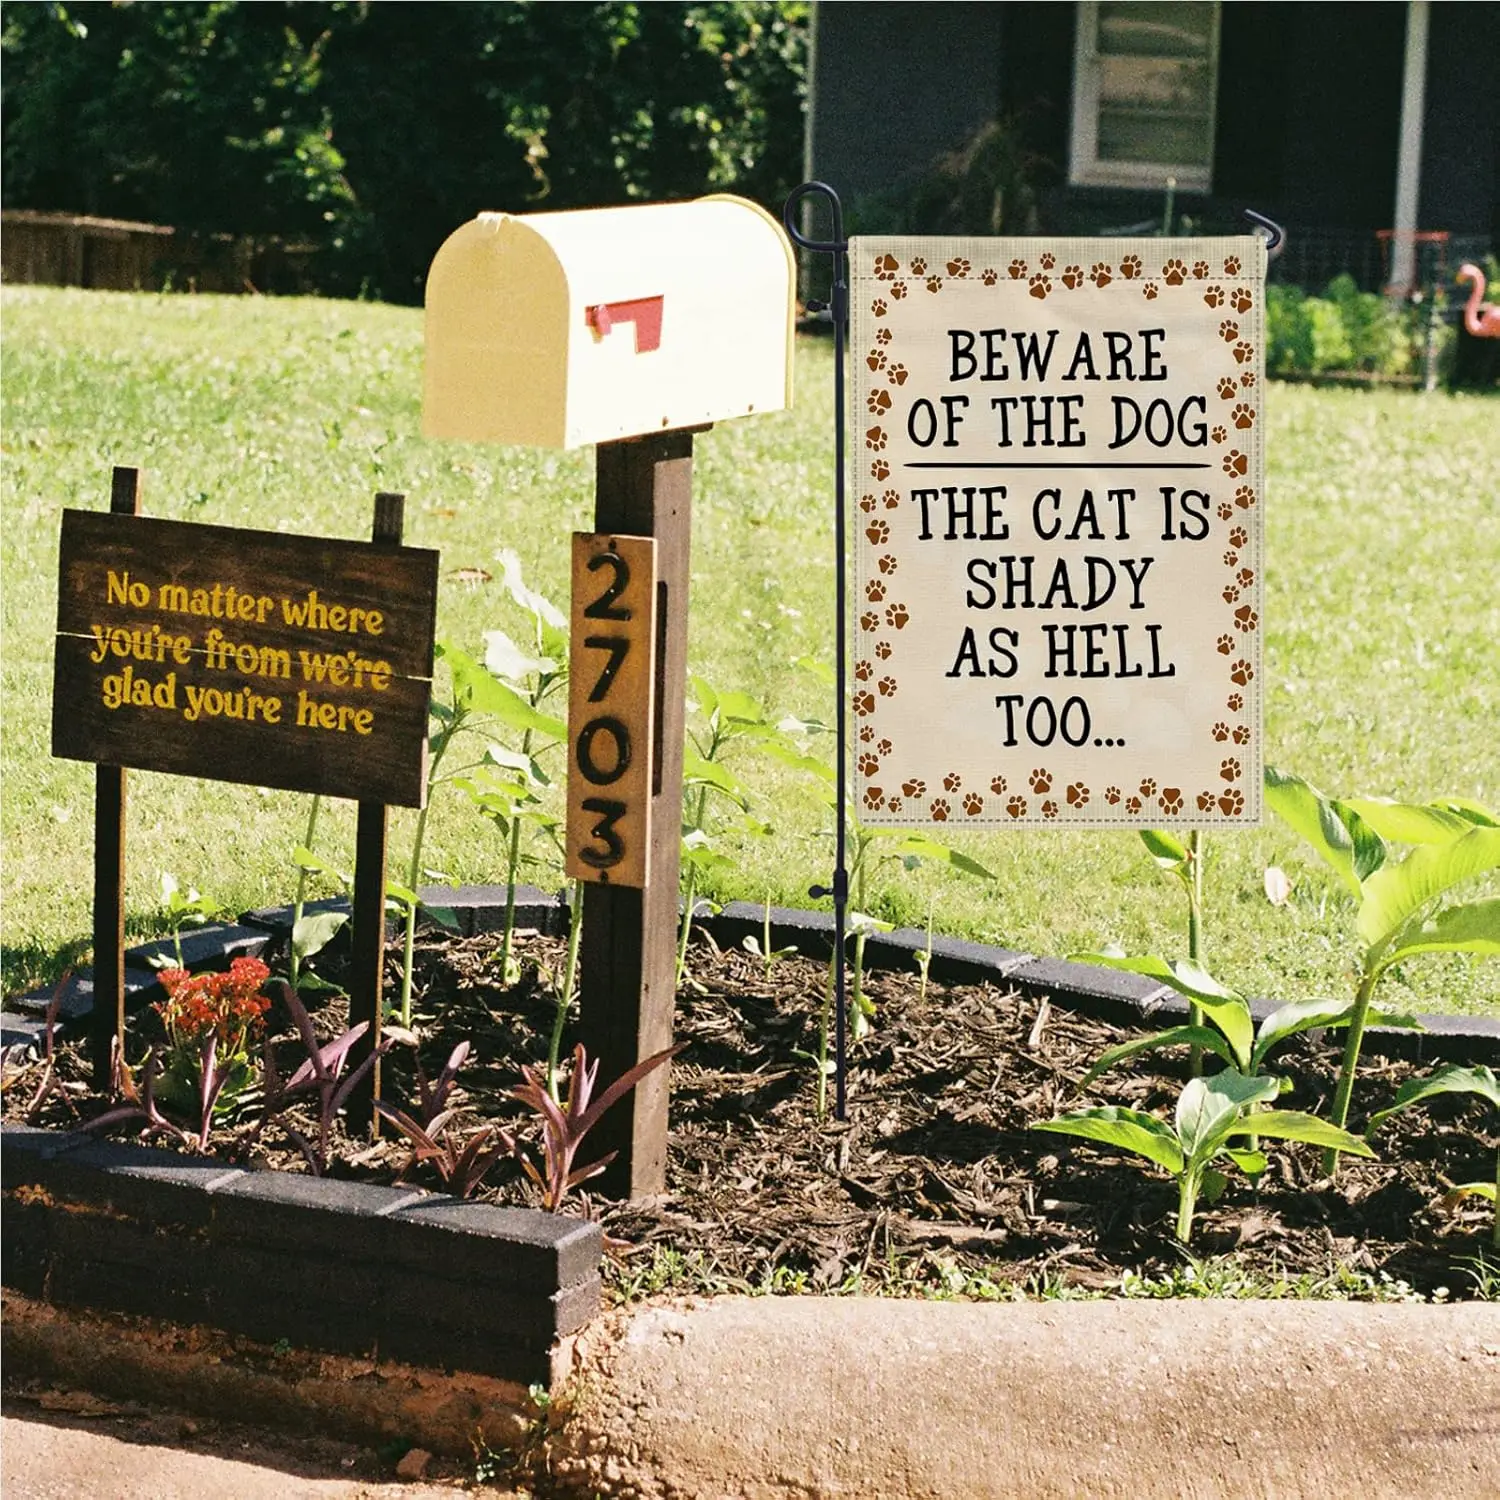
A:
545,1296,1500,1499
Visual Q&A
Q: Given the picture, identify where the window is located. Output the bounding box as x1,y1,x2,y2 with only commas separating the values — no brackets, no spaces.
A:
1070,2,1221,191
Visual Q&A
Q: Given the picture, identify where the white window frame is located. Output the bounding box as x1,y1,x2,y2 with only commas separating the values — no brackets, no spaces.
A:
1069,1,1222,192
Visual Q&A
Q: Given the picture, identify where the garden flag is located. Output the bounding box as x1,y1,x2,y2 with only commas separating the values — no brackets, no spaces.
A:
850,237,1266,828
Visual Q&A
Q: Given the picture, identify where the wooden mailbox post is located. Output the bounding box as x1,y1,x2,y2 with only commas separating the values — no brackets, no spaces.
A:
424,196,795,1194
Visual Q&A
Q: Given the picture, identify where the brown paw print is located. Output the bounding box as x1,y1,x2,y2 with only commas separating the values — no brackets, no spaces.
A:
1223,585,1241,604
1125,795,1143,814
1204,285,1225,308
857,752,880,776
865,579,886,602
1226,692,1244,712
1223,549,1240,567
1163,258,1187,285
867,349,887,371
867,388,892,415
1212,721,1231,741
1217,502,1235,521
858,724,874,743
1159,788,1184,815
1142,282,1160,300
1231,287,1254,313
1139,778,1158,798
863,787,885,811
1234,485,1257,510
871,297,888,317
853,689,876,716
877,553,899,575
1042,799,1059,820
1234,605,1259,633
1066,782,1090,807
1222,450,1249,477
1224,255,1242,276
1211,425,1228,444
946,257,971,278
877,738,893,755
1240,370,1258,389
1232,403,1255,429
889,281,908,300
883,488,901,508
1219,319,1240,343
926,276,944,294
1233,341,1254,365
877,675,897,697
1217,377,1239,400
885,602,909,629
1220,757,1241,783
887,363,909,386
1216,634,1235,655
1192,260,1210,280
874,639,893,660
1232,725,1251,745
990,776,1007,795
854,659,873,682
1006,795,1027,819
1062,264,1083,289
981,267,999,286
1219,789,1245,816
963,792,984,816
1237,566,1255,587
866,518,890,544
1029,768,1052,793
1229,658,1255,685
871,460,890,480
887,796,903,814
1229,526,1249,548
860,611,879,633
1039,251,1057,271
1197,790,1217,812
902,778,926,798
865,425,888,452
943,771,962,792
875,327,893,346
859,493,877,513
1028,273,1051,300
1104,786,1122,805
930,797,950,821
1120,254,1143,279
909,256,928,276
1089,262,1114,287
873,253,899,280
1008,258,1028,280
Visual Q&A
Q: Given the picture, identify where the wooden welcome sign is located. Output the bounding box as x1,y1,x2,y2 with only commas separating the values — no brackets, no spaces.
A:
53,509,439,806
850,236,1267,828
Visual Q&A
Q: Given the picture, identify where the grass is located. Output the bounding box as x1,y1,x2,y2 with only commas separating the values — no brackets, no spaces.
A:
2,284,1497,1019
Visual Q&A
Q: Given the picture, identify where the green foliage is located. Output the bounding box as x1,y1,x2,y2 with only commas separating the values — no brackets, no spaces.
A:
1,2,810,301
1265,276,1430,378
1037,1071,1373,1242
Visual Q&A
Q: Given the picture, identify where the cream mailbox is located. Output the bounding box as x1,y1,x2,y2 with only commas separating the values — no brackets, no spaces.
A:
423,194,795,448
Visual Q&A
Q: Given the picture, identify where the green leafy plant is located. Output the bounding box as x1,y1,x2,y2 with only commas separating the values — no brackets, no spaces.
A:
742,892,797,980
154,872,226,969
150,956,272,1121
503,1041,684,1212
1368,1064,1500,1247
1265,768,1500,1171
284,796,348,998
1036,1071,1374,1242
1139,829,1208,1072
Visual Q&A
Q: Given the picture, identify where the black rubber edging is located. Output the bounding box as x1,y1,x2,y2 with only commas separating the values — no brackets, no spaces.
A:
6,881,1498,1065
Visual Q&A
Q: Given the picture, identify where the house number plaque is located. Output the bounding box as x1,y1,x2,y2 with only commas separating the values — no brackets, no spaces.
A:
565,532,658,888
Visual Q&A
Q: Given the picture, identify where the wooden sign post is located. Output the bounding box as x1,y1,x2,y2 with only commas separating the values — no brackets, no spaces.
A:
571,431,693,1197
53,477,438,1113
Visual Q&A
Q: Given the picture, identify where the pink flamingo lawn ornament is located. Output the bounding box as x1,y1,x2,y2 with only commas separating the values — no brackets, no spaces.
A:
1457,263,1500,337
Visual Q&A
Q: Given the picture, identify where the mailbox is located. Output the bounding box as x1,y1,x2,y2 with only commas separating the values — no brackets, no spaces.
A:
423,195,795,449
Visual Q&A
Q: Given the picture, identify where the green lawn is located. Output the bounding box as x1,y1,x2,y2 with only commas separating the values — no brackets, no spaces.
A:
3,285,1497,1016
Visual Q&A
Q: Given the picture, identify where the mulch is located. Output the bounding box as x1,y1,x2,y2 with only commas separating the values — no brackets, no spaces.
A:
7,925,1496,1301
